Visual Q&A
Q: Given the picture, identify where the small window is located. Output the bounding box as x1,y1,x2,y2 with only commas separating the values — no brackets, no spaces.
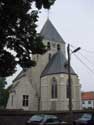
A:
57,44,60,50
22,95,29,107
88,100,91,104
47,42,51,50
82,101,85,104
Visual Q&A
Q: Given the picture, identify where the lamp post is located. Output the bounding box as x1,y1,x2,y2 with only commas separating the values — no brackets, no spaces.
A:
67,44,81,125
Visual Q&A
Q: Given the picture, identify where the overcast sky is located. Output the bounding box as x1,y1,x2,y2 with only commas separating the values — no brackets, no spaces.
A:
7,0,94,91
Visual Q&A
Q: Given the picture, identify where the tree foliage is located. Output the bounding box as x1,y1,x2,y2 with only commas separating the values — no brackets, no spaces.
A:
0,78,9,108
0,0,56,77
33,0,56,9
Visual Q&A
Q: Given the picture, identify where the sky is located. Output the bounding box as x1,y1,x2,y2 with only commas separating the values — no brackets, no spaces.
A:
7,0,94,91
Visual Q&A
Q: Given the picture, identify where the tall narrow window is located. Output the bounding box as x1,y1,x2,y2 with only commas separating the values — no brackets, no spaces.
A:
22,95,29,107
51,77,57,99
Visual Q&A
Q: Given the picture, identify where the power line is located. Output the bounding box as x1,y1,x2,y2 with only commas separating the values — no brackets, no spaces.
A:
78,52,94,67
73,53,94,74
80,49,94,54
70,44,94,70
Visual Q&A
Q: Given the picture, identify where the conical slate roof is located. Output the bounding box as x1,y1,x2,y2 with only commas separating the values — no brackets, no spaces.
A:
41,50,76,77
40,19,65,43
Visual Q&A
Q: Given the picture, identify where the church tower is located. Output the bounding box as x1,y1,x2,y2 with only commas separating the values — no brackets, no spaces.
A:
30,19,66,98
31,19,81,111
32,19,65,73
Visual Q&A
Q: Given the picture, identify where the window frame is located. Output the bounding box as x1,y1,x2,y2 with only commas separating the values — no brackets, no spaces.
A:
82,100,85,104
88,100,91,104
51,77,58,99
22,95,29,107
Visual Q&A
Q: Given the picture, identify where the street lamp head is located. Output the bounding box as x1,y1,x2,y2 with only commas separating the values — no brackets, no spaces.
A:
72,47,81,53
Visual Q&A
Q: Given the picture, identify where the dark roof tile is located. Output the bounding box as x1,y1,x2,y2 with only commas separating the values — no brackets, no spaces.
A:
41,50,76,77
40,19,65,43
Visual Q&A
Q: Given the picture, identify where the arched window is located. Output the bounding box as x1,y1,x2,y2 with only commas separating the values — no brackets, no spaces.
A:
51,77,57,99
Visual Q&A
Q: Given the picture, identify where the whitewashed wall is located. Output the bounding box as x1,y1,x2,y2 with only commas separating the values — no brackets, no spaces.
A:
6,74,38,111
41,74,81,111
82,100,94,109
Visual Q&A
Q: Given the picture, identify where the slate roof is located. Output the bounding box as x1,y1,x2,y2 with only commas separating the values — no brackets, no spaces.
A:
8,69,28,92
41,50,76,77
13,70,25,83
40,19,65,43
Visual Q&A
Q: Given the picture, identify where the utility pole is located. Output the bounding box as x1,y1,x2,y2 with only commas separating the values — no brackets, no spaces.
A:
67,44,73,125
67,44,81,125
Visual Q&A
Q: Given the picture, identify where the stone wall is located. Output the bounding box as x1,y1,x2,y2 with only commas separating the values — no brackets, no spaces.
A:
0,109,93,125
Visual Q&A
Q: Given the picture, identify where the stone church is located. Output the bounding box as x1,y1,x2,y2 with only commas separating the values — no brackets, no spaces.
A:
7,19,81,111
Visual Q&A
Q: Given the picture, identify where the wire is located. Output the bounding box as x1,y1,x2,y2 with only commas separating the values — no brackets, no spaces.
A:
73,53,94,74
81,48,94,53
70,44,94,70
78,52,94,67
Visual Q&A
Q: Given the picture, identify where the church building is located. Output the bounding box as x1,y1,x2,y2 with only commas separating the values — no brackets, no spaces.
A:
7,19,81,111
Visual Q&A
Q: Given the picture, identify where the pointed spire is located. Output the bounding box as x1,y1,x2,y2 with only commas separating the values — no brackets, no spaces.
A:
40,19,65,43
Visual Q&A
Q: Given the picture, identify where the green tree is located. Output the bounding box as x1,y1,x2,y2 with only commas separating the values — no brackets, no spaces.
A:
0,78,9,108
0,0,56,77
